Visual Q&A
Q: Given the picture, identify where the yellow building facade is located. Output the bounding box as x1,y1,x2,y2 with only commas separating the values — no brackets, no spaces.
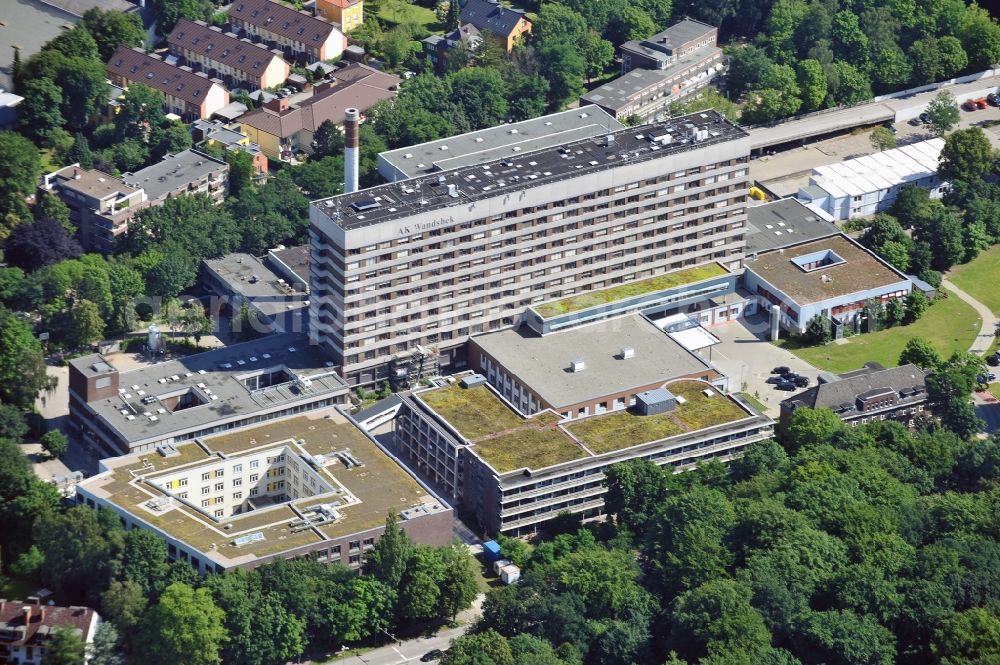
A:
317,0,364,32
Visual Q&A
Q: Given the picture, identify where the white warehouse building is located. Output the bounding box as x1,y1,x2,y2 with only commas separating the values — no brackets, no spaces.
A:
797,138,946,221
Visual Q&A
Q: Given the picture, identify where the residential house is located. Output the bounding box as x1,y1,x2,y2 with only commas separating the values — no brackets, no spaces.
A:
421,24,482,73
317,0,364,32
0,598,101,665
458,0,531,52
168,19,291,92
780,363,930,429
240,63,399,161
191,118,269,179
106,46,229,121
228,0,346,63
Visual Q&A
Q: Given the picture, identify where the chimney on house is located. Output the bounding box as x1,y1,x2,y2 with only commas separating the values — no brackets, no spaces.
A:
22,606,32,625
344,107,360,194
265,97,290,113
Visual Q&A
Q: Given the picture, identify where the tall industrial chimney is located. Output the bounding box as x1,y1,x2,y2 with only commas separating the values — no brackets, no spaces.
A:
344,107,360,194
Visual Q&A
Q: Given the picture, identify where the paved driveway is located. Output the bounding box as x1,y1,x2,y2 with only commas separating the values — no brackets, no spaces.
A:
696,314,820,417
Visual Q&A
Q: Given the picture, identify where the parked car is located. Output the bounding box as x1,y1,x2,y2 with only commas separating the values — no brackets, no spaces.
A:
963,99,979,111
766,376,782,384
919,112,931,123
909,117,923,126
885,123,898,133
782,372,800,381
978,372,998,383
988,354,1000,367
977,98,989,109
793,376,810,387
776,380,796,391
421,650,445,662
772,366,790,375
988,92,999,106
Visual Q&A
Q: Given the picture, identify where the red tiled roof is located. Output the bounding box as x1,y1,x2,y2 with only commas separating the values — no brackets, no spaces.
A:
229,0,340,44
0,600,99,649
241,63,399,137
168,19,288,78
106,46,224,108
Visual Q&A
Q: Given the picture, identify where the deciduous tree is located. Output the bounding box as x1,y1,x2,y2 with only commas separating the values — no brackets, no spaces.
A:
136,582,228,665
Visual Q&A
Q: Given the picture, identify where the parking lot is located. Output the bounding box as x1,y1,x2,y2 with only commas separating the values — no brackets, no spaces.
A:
696,314,820,417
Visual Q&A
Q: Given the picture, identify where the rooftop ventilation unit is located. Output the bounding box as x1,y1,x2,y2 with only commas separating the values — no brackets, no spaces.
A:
570,359,586,372
620,347,635,360
447,184,459,198
460,374,487,388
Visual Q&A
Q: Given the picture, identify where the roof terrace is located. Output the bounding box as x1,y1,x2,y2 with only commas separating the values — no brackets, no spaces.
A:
415,376,757,474
79,412,443,566
532,263,728,319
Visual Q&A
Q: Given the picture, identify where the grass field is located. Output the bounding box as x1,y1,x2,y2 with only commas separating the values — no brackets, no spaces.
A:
778,288,980,373
375,1,442,31
948,245,1000,316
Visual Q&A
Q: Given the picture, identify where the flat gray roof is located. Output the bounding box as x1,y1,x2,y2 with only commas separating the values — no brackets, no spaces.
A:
1,0,78,89
581,46,721,111
123,150,226,201
471,314,713,408
74,333,348,446
377,106,625,179
745,198,838,255
315,110,747,230
204,253,306,299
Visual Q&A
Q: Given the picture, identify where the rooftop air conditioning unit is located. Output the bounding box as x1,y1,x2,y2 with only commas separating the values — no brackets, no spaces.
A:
570,359,586,372
621,347,635,360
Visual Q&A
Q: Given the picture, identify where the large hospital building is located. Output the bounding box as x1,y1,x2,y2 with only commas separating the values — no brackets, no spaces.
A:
309,110,752,386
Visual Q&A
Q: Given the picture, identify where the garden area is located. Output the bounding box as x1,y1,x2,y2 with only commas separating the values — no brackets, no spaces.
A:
778,288,980,373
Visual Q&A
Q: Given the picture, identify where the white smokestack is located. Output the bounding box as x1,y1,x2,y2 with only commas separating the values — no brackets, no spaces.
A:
344,107,359,194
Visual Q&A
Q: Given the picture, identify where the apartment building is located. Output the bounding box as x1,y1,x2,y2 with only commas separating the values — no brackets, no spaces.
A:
396,372,772,535
107,46,230,121
309,110,751,387
229,0,346,63
581,19,723,121
40,165,148,253
168,19,291,91
41,151,227,253
122,149,229,207
620,18,718,73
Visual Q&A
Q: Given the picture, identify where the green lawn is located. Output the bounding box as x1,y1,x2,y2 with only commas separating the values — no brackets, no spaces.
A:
419,383,522,441
778,288,980,373
474,425,587,472
949,244,1000,316
375,1,442,31
566,381,746,453
567,409,684,454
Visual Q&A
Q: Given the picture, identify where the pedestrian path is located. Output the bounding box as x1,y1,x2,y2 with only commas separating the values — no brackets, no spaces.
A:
942,280,995,355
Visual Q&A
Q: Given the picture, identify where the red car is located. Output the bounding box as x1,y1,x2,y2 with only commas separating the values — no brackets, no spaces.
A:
963,99,979,111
